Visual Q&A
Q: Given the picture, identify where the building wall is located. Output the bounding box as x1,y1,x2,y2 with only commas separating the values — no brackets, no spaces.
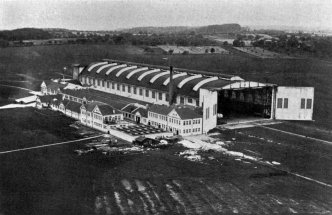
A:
275,86,314,120
199,88,218,133
148,111,202,136
80,75,198,107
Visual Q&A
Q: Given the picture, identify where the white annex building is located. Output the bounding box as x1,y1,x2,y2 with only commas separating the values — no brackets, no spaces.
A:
38,59,314,136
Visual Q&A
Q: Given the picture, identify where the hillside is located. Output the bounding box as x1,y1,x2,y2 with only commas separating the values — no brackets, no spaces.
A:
120,23,242,34
0,28,52,41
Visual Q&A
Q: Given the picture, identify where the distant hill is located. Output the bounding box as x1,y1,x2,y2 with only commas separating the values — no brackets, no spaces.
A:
0,28,52,41
120,24,242,35
121,26,192,34
195,24,241,34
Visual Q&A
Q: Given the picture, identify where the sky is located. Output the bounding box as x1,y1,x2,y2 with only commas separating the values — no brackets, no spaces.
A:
1,0,332,31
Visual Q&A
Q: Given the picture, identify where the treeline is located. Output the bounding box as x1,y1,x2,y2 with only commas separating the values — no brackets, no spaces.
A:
121,23,242,35
70,33,218,46
0,28,52,41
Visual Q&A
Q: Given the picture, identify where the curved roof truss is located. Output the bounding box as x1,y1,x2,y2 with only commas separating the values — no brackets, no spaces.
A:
149,71,169,83
193,77,219,91
137,69,160,81
126,67,149,79
88,62,107,72
96,63,117,74
116,66,137,77
163,73,187,85
105,64,127,76
177,74,202,88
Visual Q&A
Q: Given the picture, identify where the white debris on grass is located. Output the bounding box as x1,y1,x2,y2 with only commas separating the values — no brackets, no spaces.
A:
121,179,133,192
180,137,260,163
0,102,36,109
179,149,203,162
216,141,226,146
272,161,281,165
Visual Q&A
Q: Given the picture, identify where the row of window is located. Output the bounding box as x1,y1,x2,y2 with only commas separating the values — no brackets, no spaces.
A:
301,98,312,109
277,98,312,109
149,112,201,125
183,128,201,133
277,98,289,109
93,114,103,121
94,122,102,127
149,121,201,134
82,76,198,105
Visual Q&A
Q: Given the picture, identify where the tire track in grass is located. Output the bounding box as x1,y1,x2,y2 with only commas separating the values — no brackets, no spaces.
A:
171,180,200,214
185,179,218,214
165,183,188,214
0,135,104,155
119,179,141,214
204,181,242,214
146,181,167,213
213,182,254,213
135,179,157,214
231,180,277,214
173,179,214,214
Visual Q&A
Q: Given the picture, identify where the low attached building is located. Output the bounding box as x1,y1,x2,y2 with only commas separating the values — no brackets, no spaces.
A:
80,102,123,132
36,94,62,109
148,104,203,136
65,101,82,120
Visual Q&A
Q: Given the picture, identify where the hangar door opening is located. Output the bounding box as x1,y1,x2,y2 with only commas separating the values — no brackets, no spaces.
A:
217,82,274,123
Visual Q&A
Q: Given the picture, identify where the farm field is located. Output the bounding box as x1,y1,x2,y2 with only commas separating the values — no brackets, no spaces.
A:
157,45,229,54
233,46,294,59
0,44,331,129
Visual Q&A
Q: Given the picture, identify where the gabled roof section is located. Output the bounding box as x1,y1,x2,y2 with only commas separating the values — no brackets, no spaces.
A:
149,104,173,115
98,104,118,116
174,106,203,120
132,107,148,118
45,80,67,91
66,101,82,113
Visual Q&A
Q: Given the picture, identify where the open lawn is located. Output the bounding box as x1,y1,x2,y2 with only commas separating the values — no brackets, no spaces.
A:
0,108,331,214
0,44,331,129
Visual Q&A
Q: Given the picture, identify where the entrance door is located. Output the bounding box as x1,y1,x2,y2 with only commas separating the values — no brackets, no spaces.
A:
274,86,314,120
136,116,141,124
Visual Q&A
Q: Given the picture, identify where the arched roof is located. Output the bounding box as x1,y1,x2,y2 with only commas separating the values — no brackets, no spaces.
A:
80,62,237,98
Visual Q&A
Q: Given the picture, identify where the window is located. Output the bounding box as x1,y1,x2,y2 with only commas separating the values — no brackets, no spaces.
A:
188,98,192,103
283,98,288,109
101,80,104,87
206,107,210,119
196,100,199,107
306,99,312,109
111,82,114,89
277,98,283,108
166,93,169,102
107,81,110,88
128,86,131,93
152,91,155,98
145,90,149,97
213,104,217,115
180,97,184,104
122,85,126,92
139,88,143,96
159,92,163,100
300,98,305,109
133,87,137,94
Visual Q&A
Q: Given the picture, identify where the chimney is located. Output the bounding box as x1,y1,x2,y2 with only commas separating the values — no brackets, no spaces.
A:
168,66,173,106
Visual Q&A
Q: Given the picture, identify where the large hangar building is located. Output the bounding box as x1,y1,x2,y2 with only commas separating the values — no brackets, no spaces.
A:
70,59,314,134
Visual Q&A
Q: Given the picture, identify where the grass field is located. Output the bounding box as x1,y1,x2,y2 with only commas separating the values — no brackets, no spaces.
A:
0,44,331,129
0,108,331,214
